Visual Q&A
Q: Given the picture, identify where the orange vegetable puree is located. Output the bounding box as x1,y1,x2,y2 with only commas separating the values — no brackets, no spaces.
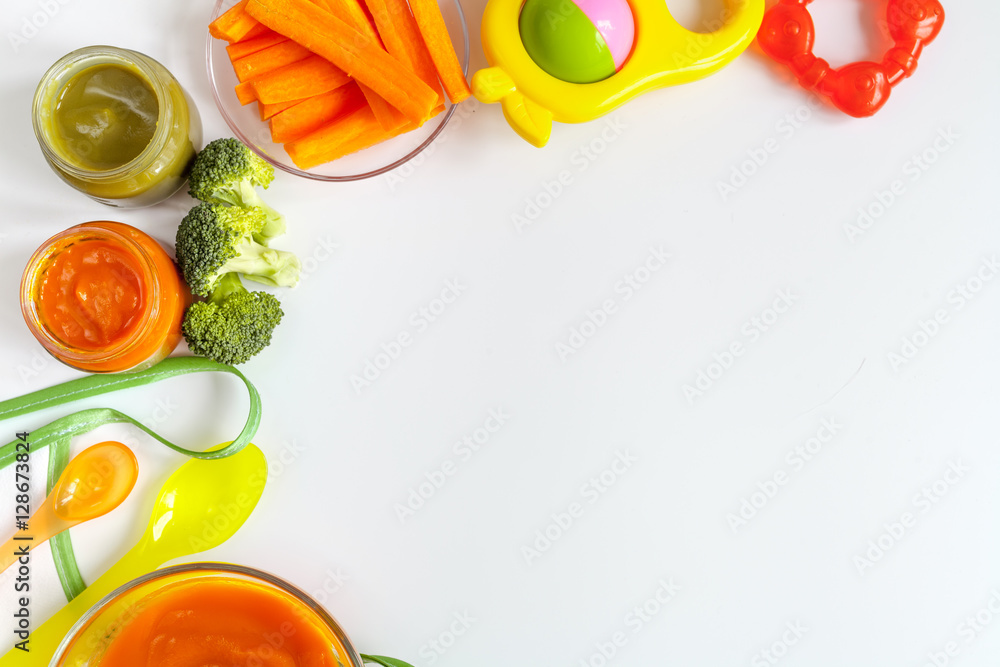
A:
96,577,344,667
23,221,189,372
38,239,146,350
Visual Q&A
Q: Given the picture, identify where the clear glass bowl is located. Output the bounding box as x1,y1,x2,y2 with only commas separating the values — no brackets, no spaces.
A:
206,0,470,181
50,563,367,667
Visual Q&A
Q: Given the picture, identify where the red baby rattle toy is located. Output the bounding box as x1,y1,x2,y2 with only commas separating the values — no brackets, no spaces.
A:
757,0,944,117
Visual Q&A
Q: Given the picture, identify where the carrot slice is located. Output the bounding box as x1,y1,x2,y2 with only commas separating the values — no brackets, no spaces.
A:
362,85,409,131
232,40,312,82
406,0,470,103
285,103,443,168
246,0,437,124
313,0,383,48
235,81,257,105
251,54,352,104
295,105,380,151
270,83,367,142
259,99,302,121
209,0,263,42
364,0,442,104
226,29,287,60
316,0,405,130
240,22,272,40
285,105,382,169
319,121,412,164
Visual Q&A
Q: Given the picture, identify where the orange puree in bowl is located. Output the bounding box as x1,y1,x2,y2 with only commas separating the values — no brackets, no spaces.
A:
22,221,188,373
96,577,344,667
38,239,145,350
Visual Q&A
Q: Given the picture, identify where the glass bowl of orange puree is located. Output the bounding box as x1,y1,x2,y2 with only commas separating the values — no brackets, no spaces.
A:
51,563,365,667
21,221,190,374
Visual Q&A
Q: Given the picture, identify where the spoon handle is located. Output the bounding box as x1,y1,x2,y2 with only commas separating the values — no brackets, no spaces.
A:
0,512,66,574
0,544,150,667
0,535,35,575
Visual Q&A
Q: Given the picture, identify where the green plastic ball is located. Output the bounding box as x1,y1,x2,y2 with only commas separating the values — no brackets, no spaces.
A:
519,0,617,84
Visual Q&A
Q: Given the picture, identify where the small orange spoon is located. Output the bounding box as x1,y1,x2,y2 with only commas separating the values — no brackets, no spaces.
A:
0,441,138,573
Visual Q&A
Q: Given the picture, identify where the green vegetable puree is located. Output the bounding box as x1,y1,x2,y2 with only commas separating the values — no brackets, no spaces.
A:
52,64,159,171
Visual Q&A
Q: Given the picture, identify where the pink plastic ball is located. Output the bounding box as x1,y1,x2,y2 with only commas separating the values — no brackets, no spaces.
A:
574,0,635,71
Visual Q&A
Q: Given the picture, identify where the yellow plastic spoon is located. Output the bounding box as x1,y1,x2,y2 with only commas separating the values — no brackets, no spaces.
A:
0,443,267,667
0,442,137,574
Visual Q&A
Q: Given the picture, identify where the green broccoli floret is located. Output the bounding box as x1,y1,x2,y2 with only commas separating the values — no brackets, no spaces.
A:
188,138,285,242
176,202,301,297
182,273,284,365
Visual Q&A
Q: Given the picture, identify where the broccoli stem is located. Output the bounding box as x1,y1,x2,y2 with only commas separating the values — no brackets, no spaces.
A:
209,272,246,304
235,181,286,244
219,240,301,289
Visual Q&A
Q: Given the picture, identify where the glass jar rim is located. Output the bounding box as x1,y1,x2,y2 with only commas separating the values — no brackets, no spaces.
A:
31,46,174,183
20,222,163,368
49,562,367,667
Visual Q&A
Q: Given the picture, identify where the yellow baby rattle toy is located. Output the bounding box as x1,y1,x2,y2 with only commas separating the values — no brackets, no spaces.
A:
472,0,765,146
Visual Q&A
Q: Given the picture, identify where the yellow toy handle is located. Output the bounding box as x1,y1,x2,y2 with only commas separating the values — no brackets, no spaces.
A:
473,0,765,146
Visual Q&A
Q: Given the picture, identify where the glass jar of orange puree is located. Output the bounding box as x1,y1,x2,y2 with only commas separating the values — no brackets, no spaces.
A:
32,46,202,208
20,221,190,374
52,564,365,667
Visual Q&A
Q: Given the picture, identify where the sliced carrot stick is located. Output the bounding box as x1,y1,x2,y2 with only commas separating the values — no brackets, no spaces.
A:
226,29,287,60
285,102,443,168
316,0,404,130
232,40,312,82
357,83,410,131
240,22,272,40
313,0,383,49
286,105,381,169
246,0,437,124
320,121,412,164
210,0,247,40
210,0,263,42
295,105,380,152
251,55,352,104
259,99,302,121
270,83,367,142
406,0,470,103
287,114,413,168
365,0,442,104
358,1,382,44
235,81,257,105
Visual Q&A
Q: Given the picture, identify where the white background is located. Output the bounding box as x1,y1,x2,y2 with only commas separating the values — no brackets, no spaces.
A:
1,0,999,665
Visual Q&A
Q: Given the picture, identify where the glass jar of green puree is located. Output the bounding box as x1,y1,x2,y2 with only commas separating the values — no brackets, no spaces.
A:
32,46,202,208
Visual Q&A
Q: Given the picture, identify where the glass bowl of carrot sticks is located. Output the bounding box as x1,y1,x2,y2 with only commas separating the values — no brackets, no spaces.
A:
206,0,471,180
